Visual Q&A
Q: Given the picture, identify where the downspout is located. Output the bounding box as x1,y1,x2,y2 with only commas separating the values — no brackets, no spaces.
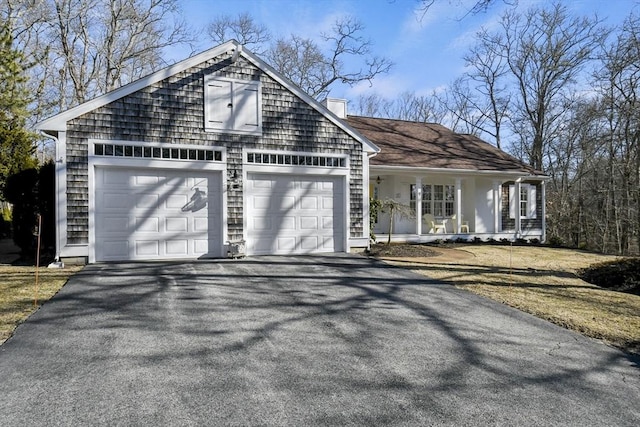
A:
366,151,379,249
39,130,64,268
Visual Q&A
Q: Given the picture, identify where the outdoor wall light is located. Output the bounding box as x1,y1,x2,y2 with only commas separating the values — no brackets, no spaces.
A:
228,170,241,191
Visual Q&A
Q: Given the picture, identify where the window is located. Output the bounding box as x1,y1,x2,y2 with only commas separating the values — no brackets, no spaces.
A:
410,184,452,216
247,151,346,168
93,143,222,162
509,183,537,219
204,76,261,134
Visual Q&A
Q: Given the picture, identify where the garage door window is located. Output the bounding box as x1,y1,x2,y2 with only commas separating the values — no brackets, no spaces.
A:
94,143,222,162
247,152,346,168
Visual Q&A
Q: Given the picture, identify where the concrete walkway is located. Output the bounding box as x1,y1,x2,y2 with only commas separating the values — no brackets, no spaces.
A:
0,254,638,426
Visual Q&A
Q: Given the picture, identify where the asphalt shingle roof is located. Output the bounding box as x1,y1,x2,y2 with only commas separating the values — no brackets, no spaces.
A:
346,115,542,175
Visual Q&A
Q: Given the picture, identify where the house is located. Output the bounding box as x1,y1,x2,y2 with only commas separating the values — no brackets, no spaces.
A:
36,40,546,264
340,113,547,243
36,40,378,263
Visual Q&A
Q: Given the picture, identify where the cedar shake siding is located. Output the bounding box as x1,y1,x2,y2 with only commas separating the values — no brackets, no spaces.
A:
64,51,364,245
501,182,543,232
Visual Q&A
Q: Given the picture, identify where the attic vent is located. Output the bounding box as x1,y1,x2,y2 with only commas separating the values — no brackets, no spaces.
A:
94,143,223,162
247,152,346,168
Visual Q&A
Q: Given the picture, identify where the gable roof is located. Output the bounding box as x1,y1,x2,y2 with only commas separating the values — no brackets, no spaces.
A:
345,116,544,176
35,40,378,153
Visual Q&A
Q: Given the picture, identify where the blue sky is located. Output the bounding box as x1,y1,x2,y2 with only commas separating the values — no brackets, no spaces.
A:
175,0,639,102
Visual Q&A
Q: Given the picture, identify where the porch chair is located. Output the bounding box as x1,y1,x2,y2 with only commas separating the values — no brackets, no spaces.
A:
424,214,446,233
451,214,470,233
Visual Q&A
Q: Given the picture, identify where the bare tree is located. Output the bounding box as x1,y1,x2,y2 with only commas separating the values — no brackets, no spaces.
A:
4,0,195,115
494,3,607,171
268,16,392,99
206,12,270,55
461,28,511,148
416,0,515,19
352,93,391,118
436,77,489,136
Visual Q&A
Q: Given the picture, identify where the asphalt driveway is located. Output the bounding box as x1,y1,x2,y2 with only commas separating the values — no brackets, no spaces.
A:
1,254,638,426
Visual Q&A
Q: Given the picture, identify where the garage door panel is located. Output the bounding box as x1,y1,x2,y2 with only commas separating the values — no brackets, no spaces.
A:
253,196,271,209
166,194,188,209
322,197,334,209
299,196,318,210
322,216,334,229
135,217,159,232
135,240,159,257
103,192,131,209
300,216,318,230
165,240,188,256
135,174,159,186
280,217,296,230
321,237,335,250
103,240,128,258
166,217,188,232
193,217,209,232
246,173,344,255
103,170,130,186
95,168,222,261
102,217,129,233
252,216,272,231
300,236,319,250
194,239,209,253
277,237,296,251
135,194,159,209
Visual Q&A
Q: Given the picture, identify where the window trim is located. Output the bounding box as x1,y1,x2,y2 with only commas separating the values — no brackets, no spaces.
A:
410,183,454,217
204,76,262,136
509,183,537,219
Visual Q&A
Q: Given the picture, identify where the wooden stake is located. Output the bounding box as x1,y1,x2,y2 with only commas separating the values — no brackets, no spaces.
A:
509,241,513,286
34,214,42,307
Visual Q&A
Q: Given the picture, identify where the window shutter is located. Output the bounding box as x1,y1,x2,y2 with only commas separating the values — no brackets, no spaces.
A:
509,185,516,219
234,82,260,132
206,80,233,129
528,185,537,219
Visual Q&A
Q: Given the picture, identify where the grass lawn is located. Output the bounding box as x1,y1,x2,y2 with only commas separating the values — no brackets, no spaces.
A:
0,265,82,345
378,245,640,355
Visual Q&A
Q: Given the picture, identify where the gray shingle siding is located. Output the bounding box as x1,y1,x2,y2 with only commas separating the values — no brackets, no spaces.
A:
65,52,364,245
501,182,543,232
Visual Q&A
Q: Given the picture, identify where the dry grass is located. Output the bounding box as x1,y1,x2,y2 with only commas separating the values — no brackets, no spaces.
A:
380,245,640,355
0,265,82,344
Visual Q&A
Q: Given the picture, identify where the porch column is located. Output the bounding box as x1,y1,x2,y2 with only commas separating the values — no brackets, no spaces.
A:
541,180,546,243
455,178,462,233
415,177,422,235
515,179,522,237
493,180,501,233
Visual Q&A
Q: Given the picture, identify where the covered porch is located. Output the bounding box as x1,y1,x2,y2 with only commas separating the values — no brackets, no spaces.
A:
370,169,547,243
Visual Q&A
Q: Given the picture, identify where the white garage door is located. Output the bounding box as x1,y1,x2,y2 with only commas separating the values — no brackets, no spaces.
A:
94,167,222,261
246,173,345,255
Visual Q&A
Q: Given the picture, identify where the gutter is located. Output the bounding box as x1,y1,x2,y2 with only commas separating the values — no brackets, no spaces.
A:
39,130,64,268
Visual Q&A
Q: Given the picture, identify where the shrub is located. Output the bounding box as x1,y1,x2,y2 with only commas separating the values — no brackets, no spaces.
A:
4,168,39,254
2,162,55,257
548,235,564,247
578,258,640,295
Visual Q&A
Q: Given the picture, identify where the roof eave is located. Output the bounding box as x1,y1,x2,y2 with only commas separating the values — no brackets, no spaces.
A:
370,164,549,179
